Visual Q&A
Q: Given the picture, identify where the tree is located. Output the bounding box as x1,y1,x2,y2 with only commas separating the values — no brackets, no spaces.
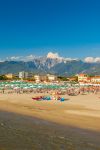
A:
57,76,68,81
0,75,8,80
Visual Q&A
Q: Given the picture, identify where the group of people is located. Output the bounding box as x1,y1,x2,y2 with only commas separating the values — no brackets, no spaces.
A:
0,85,100,96
32,95,65,101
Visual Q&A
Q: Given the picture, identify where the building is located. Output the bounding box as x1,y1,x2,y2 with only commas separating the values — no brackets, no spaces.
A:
19,71,34,79
67,76,78,82
19,71,28,79
27,72,34,78
5,73,13,79
34,75,47,83
77,74,90,82
91,76,100,83
47,74,57,82
34,75,40,83
33,74,57,83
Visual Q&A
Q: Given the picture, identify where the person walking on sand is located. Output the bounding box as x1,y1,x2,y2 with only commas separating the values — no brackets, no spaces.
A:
2,88,5,94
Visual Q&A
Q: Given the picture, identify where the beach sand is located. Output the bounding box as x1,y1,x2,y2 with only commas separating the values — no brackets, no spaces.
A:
0,93,100,149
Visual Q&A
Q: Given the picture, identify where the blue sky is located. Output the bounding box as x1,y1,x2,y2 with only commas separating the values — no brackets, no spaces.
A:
0,0,100,59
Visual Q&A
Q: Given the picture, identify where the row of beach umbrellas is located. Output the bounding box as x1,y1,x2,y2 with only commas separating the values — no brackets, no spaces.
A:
0,81,80,90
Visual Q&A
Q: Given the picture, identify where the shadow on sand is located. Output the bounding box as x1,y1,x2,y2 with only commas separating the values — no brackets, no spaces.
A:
0,110,100,150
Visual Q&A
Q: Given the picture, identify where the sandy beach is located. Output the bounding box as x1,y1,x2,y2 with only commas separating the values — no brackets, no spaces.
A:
0,92,100,149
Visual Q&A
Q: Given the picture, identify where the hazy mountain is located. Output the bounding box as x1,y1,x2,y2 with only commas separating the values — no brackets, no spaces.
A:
0,52,100,76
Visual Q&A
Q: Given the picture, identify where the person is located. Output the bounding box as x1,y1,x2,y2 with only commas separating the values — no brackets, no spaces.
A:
2,88,5,94
60,97,65,102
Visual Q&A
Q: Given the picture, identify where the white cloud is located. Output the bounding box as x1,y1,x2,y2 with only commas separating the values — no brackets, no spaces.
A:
24,55,35,61
46,52,80,64
84,57,94,63
47,52,61,59
94,57,100,62
6,55,35,62
7,56,21,61
84,57,100,63
3,53,99,63
4,52,79,62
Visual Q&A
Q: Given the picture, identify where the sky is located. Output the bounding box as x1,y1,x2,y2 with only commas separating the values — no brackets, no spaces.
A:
0,0,100,59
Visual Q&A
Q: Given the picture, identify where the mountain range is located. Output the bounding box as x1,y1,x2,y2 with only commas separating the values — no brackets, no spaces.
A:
0,52,100,76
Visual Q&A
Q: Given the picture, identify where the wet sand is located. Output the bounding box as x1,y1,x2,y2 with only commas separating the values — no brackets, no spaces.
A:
0,93,100,149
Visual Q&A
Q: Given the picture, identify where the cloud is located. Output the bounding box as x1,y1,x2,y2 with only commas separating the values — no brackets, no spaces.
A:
84,57,100,63
6,55,36,62
46,52,79,63
4,52,100,63
6,56,21,61
4,52,79,62
84,57,94,63
94,57,100,62
47,52,61,59
24,55,35,61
